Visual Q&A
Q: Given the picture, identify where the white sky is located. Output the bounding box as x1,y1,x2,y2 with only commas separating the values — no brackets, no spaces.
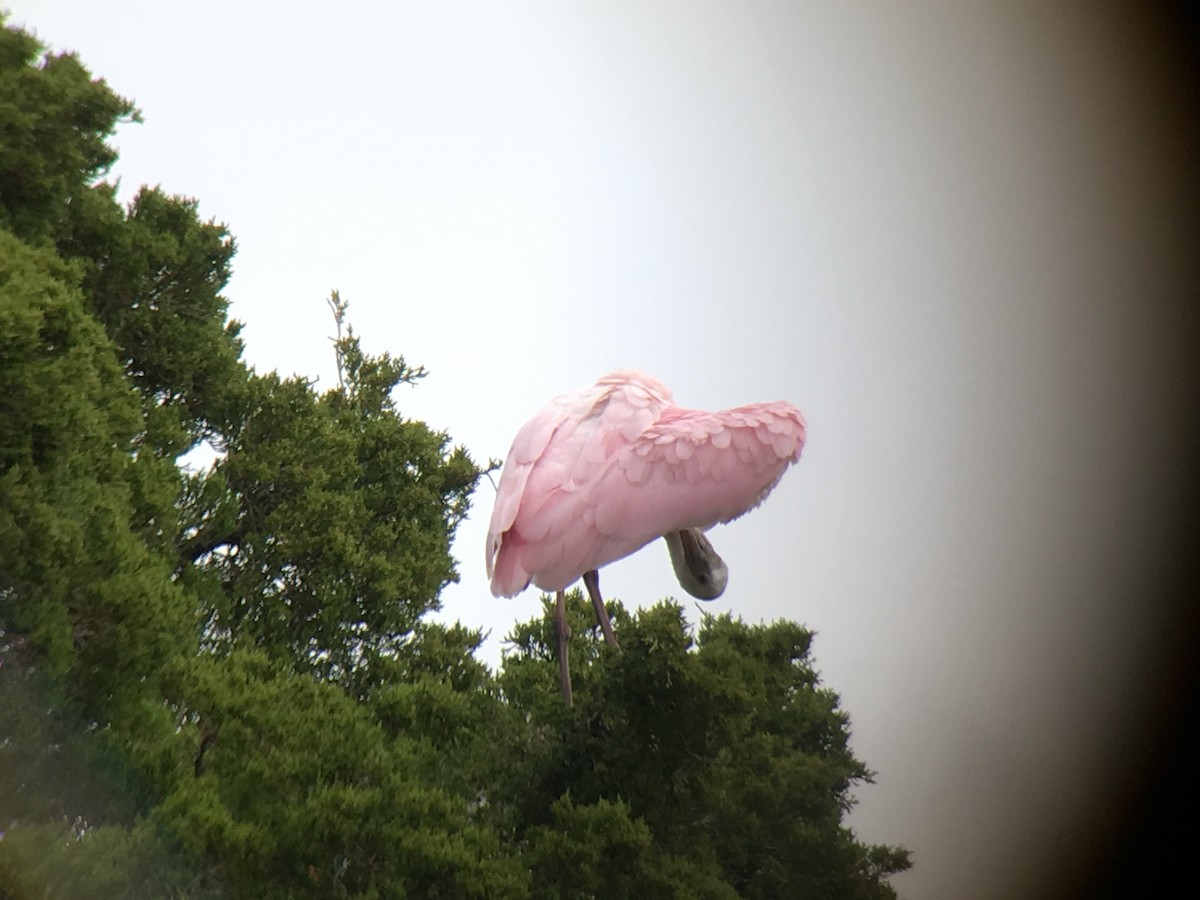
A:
8,3,1197,898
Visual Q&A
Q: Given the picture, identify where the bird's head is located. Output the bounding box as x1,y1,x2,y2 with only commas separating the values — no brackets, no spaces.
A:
664,528,728,600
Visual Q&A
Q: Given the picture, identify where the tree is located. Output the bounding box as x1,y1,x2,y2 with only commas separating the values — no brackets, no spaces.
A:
177,296,479,692
1,19,497,897
0,23,134,244
151,650,528,900
498,599,912,899
1,16,908,898
0,227,191,744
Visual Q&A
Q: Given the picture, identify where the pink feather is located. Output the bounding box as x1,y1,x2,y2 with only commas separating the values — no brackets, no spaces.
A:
486,370,806,597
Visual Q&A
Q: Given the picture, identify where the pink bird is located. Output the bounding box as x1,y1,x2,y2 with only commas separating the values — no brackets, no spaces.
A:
486,370,806,705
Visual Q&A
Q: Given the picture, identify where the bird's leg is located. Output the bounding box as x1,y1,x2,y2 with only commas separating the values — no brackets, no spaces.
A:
555,589,573,706
582,569,620,649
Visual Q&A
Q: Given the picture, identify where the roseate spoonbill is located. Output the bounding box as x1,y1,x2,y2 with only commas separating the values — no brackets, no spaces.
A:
486,370,806,705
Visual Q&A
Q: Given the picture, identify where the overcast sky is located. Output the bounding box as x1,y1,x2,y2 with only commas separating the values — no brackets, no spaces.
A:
8,2,1198,898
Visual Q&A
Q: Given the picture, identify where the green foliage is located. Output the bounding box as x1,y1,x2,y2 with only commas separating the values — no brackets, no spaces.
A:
1,13,244,462
0,22,137,243
0,228,192,719
180,317,479,690
0,16,907,899
499,600,911,899
525,796,659,899
149,651,527,899
0,818,222,900
70,185,246,457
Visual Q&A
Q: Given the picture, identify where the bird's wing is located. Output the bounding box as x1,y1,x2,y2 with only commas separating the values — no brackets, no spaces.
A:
485,392,576,587
486,375,667,597
595,401,806,538
497,395,806,595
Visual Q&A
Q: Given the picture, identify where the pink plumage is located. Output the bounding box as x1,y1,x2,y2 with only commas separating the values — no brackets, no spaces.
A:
486,370,807,598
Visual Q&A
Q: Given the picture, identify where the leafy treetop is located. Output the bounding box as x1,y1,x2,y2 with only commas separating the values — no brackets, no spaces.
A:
0,16,908,899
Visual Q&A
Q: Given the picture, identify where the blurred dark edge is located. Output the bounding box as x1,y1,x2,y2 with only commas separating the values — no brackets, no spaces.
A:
1058,3,1200,898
